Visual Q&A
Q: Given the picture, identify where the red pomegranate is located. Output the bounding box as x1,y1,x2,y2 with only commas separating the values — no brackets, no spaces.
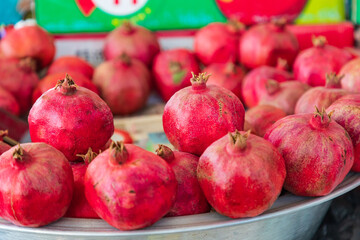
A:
0,130,11,155
0,25,55,69
327,94,360,172
239,20,299,69
85,142,177,230
295,73,350,114
32,71,99,104
93,54,151,115
65,148,99,218
339,58,360,92
152,49,200,102
156,145,210,217
103,21,160,66
47,56,94,79
163,73,245,156
293,36,353,87
242,59,293,108
194,21,244,65
198,130,286,218
259,80,310,114
0,143,74,227
203,62,246,101
245,105,287,137
264,107,354,196
0,58,38,114
28,74,114,161
215,0,307,25
0,86,20,116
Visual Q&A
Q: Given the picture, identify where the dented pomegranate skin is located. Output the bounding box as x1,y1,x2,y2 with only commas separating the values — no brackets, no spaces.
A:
264,110,354,196
0,143,74,227
85,142,177,230
93,55,151,115
163,73,245,156
242,63,293,108
339,58,360,92
0,25,55,68
0,86,20,116
239,22,299,69
47,56,94,79
32,71,99,104
327,94,360,172
103,22,160,66
194,22,243,65
0,58,38,114
156,145,210,217
245,105,286,137
28,75,114,161
152,49,200,102
197,131,286,218
204,62,246,101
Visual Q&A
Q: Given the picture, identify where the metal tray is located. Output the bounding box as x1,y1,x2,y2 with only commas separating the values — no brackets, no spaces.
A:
0,173,359,240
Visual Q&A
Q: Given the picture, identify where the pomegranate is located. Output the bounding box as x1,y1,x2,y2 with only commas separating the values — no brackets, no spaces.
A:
112,129,133,144
0,86,20,116
245,105,286,137
327,94,360,172
339,58,360,92
295,73,350,114
65,148,99,218
264,107,354,196
293,36,352,87
0,25,55,69
155,145,210,217
0,130,11,155
93,54,151,115
197,130,286,218
152,49,200,102
85,142,177,230
47,56,94,79
0,58,38,114
203,62,246,101
244,120,257,136
28,74,114,161
103,21,160,66
194,21,244,65
163,73,245,156
239,20,299,69
259,80,310,114
32,71,99,104
0,143,74,227
242,58,293,108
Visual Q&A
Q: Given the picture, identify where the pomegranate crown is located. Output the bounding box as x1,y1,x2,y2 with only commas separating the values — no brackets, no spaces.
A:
228,130,251,150
312,35,327,47
55,74,78,94
313,106,334,123
228,19,245,33
271,17,287,29
325,73,343,88
76,148,98,164
120,20,135,34
276,58,288,71
156,144,175,162
190,72,211,85
265,79,280,95
109,141,129,165
12,144,24,162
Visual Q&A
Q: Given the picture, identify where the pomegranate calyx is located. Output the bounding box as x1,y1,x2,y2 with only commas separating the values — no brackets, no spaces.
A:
76,147,98,164
121,20,135,34
224,62,238,75
55,74,78,95
156,144,175,163
109,141,128,165
310,106,333,129
12,144,24,162
276,58,288,71
18,57,37,72
190,72,210,90
271,18,287,30
227,19,245,33
265,79,280,95
312,36,327,48
169,61,186,84
228,130,250,151
325,73,343,89
118,53,132,66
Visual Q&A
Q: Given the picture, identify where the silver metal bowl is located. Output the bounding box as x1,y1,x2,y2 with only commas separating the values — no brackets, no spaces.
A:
0,173,359,240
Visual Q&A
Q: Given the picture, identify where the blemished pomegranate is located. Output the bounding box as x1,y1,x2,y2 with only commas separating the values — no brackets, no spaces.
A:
93,54,151,115
32,71,99,104
0,130,11,155
47,56,94,79
194,21,244,65
103,21,160,66
0,86,20,116
295,73,350,114
245,105,286,137
239,20,299,69
163,73,245,156
264,107,354,196
28,74,114,162
155,145,210,217
259,80,310,114
197,130,286,218
203,62,246,101
242,58,293,108
293,36,352,87
0,25,55,69
152,49,200,102
0,143,74,227
65,148,99,218
339,58,360,92
84,142,177,230
0,58,38,114
327,94,360,172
